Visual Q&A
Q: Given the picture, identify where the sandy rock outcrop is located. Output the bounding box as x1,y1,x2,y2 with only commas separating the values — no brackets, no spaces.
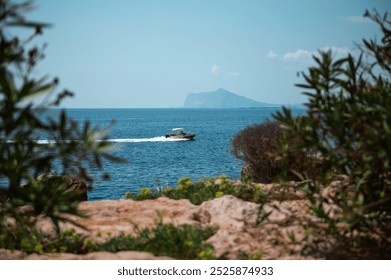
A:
0,248,172,260
73,197,200,236
4,189,317,260
3,178,389,260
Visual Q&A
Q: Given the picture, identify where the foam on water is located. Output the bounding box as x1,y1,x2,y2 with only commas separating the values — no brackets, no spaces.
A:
36,136,189,144
107,136,190,143
37,140,56,144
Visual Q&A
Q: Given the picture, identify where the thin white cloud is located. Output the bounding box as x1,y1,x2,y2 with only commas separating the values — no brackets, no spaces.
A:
267,50,278,59
267,46,352,63
283,49,313,62
211,64,221,76
341,15,372,24
211,64,240,77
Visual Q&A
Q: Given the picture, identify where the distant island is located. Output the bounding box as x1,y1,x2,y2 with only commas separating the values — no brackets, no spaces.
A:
183,88,275,108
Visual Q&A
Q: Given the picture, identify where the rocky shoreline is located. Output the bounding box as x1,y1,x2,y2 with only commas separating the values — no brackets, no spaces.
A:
1,180,389,260
1,181,317,260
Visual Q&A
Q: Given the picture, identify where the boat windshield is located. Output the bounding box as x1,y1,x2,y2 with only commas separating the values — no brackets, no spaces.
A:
172,128,185,134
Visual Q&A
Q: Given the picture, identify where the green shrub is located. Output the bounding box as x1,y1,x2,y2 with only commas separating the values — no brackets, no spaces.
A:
231,120,312,183
0,226,94,254
0,219,216,259
97,219,217,259
274,11,391,233
128,176,267,205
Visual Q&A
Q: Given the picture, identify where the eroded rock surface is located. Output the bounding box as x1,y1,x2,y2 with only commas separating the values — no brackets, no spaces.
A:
3,189,318,260
4,178,389,260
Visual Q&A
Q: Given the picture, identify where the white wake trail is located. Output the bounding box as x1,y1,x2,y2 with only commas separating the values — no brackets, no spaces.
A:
35,136,189,144
107,136,189,143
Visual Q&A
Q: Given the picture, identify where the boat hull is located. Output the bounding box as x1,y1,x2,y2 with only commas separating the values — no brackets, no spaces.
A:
165,133,195,140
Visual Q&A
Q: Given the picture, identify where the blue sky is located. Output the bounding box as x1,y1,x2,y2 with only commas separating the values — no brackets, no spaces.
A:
28,0,390,108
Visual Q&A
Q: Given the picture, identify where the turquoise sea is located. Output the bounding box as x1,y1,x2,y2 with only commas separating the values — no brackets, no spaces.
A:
62,108,304,200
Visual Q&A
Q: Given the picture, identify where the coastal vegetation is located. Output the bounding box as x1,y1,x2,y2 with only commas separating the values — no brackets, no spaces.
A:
274,10,391,236
94,220,217,260
126,175,267,205
1,0,390,260
0,219,217,260
230,120,321,183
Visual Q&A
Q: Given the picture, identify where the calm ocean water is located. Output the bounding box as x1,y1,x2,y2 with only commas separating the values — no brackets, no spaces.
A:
62,108,304,201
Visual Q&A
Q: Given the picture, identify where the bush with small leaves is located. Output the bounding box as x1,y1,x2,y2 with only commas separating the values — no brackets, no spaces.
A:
231,120,313,183
0,0,123,251
274,11,391,233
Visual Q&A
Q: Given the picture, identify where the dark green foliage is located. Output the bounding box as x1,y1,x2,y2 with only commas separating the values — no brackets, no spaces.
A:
237,250,262,260
0,227,94,254
0,220,216,259
274,11,391,232
127,176,267,205
0,0,123,249
97,220,217,259
230,120,313,183
231,121,280,183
